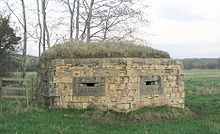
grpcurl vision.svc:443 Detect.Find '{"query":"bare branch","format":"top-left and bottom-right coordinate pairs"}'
top-left (4, 2), bottom-right (24, 27)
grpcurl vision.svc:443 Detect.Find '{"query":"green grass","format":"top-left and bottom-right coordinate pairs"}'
top-left (0, 105), bottom-right (220, 134)
top-left (1, 69), bottom-right (220, 134)
top-left (186, 94), bottom-right (220, 115)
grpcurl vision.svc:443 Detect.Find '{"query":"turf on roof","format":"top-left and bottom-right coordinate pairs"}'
top-left (39, 41), bottom-right (170, 63)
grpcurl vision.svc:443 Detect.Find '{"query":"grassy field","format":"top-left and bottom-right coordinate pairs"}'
top-left (1, 70), bottom-right (220, 134)
top-left (185, 69), bottom-right (220, 95)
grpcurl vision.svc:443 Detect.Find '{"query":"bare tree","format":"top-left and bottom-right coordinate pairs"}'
top-left (36, 0), bottom-right (42, 56)
top-left (58, 0), bottom-right (77, 40)
top-left (88, 0), bottom-right (147, 42)
top-left (84, 0), bottom-right (147, 42)
top-left (58, 0), bottom-right (147, 42)
top-left (57, 0), bottom-right (147, 43)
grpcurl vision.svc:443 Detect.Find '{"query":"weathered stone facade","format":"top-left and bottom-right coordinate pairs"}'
top-left (39, 58), bottom-right (184, 112)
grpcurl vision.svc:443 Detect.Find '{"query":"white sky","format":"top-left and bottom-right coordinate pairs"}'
top-left (1, 0), bottom-right (220, 59)
top-left (145, 0), bottom-right (220, 58)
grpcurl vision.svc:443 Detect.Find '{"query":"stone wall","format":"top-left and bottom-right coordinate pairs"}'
top-left (39, 58), bottom-right (184, 112)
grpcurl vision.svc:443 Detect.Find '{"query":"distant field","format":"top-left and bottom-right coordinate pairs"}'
top-left (185, 69), bottom-right (220, 78)
top-left (1, 70), bottom-right (220, 134)
top-left (185, 69), bottom-right (220, 96)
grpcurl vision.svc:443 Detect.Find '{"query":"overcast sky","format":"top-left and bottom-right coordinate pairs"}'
top-left (2, 0), bottom-right (219, 59)
top-left (145, 0), bottom-right (220, 58)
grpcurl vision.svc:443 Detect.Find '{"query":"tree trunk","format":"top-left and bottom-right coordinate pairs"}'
top-left (42, 0), bottom-right (46, 51)
top-left (36, 0), bottom-right (42, 56)
top-left (75, 0), bottom-right (79, 40)
top-left (21, 0), bottom-right (27, 79)
top-left (70, 12), bottom-right (74, 41)
top-left (86, 0), bottom-right (94, 43)
top-left (69, 0), bottom-right (76, 41)
top-left (45, 23), bottom-right (50, 48)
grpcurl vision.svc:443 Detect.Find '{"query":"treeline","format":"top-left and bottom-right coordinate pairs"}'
top-left (23, 55), bottom-right (39, 72)
top-left (181, 58), bottom-right (220, 70)
top-left (16, 55), bottom-right (39, 72)
top-left (0, 55), bottom-right (38, 77)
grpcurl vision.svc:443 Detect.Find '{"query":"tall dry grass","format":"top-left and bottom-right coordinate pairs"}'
top-left (39, 41), bottom-right (170, 64)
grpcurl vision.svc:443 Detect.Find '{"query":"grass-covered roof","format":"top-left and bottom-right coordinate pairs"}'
top-left (40, 41), bottom-right (170, 62)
